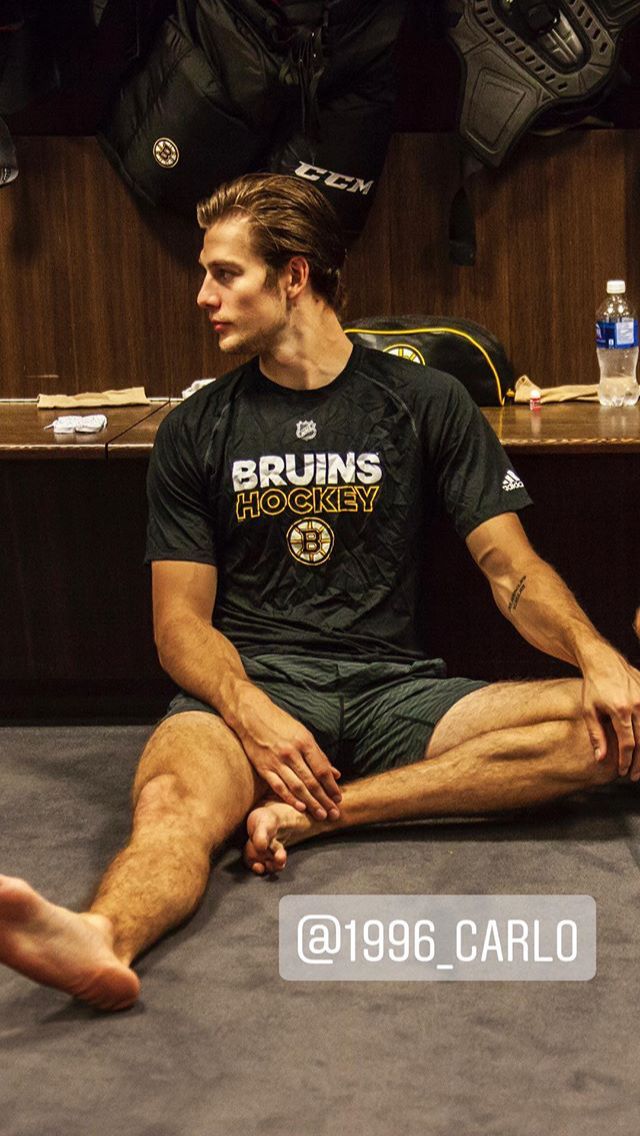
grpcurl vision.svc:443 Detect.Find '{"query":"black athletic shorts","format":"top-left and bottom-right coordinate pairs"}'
top-left (161, 653), bottom-right (487, 779)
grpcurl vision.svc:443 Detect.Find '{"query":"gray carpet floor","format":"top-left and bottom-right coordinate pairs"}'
top-left (1, 726), bottom-right (640, 1135)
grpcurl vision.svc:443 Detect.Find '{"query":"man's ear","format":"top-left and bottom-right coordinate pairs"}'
top-left (285, 255), bottom-right (310, 298)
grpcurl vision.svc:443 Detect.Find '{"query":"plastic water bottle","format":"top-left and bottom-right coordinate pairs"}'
top-left (596, 280), bottom-right (640, 407)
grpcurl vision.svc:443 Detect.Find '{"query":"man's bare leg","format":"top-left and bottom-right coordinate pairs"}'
top-left (0, 713), bottom-right (266, 1011)
top-left (244, 678), bottom-right (620, 874)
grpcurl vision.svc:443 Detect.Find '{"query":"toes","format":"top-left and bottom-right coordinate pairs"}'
top-left (263, 841), bottom-right (287, 874)
top-left (243, 836), bottom-right (287, 876)
top-left (247, 817), bottom-right (274, 855)
top-left (242, 839), bottom-right (259, 870)
top-left (252, 829), bottom-right (271, 855)
top-left (243, 838), bottom-right (271, 872)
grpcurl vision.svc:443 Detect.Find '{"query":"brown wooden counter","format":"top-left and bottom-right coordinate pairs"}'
top-left (106, 404), bottom-right (176, 458)
top-left (3, 398), bottom-right (640, 459)
top-left (104, 400), bottom-right (640, 458)
top-left (0, 401), bottom-right (170, 459)
top-left (114, 400), bottom-right (640, 456)
top-left (482, 403), bottom-right (640, 453)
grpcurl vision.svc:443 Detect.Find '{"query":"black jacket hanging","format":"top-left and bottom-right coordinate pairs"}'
top-left (98, 0), bottom-right (408, 238)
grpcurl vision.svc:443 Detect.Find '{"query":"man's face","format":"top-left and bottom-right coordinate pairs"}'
top-left (197, 216), bottom-right (288, 355)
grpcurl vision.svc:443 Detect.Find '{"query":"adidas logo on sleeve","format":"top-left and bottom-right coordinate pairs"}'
top-left (502, 469), bottom-right (525, 492)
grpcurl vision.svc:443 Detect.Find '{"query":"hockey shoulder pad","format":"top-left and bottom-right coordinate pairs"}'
top-left (444, 0), bottom-right (640, 167)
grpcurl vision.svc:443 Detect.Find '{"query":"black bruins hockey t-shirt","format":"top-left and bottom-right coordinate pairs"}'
top-left (146, 345), bottom-right (531, 663)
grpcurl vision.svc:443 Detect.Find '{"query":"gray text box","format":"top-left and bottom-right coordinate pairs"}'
top-left (279, 895), bottom-right (596, 981)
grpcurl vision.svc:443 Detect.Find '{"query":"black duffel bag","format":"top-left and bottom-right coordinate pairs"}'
top-left (344, 314), bottom-right (515, 406)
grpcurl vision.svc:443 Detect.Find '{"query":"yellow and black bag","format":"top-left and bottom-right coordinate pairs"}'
top-left (344, 315), bottom-right (514, 406)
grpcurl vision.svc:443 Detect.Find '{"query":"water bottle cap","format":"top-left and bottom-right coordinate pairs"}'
top-left (606, 279), bottom-right (626, 293)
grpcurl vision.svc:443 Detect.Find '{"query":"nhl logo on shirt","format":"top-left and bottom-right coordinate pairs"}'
top-left (153, 138), bottom-right (180, 168)
top-left (296, 419), bottom-right (317, 441)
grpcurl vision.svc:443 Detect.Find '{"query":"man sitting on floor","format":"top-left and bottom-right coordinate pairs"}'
top-left (1, 173), bottom-right (639, 1012)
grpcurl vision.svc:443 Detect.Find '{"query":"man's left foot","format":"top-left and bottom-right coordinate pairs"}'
top-left (244, 800), bottom-right (317, 875)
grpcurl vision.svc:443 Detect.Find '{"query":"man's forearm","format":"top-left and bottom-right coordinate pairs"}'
top-left (468, 516), bottom-right (640, 775)
top-left (156, 612), bottom-right (255, 731)
top-left (491, 556), bottom-right (609, 670)
top-left (155, 611), bottom-right (343, 810)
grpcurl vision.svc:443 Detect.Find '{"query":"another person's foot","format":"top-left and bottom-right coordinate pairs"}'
top-left (0, 876), bottom-right (140, 1011)
top-left (244, 799), bottom-right (334, 875)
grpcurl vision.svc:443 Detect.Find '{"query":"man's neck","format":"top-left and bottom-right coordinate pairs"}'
top-left (258, 303), bottom-right (354, 391)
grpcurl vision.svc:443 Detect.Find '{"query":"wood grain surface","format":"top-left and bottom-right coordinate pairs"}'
top-left (482, 403), bottom-right (640, 452)
top-left (1, 132), bottom-right (639, 400)
top-left (0, 403), bottom-right (169, 459)
top-left (4, 398), bottom-right (640, 459)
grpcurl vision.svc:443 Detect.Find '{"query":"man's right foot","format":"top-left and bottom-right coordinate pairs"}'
top-left (0, 875), bottom-right (140, 1011)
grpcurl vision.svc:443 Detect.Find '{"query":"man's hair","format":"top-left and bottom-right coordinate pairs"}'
top-left (196, 173), bottom-right (347, 315)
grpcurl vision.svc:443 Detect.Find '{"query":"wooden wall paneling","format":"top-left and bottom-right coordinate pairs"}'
top-left (0, 138), bottom-right (73, 395)
top-left (2, 442), bottom-right (639, 719)
top-left (504, 134), bottom-right (570, 388)
top-left (0, 138), bottom-right (234, 400)
top-left (0, 457), bottom-right (173, 719)
top-left (49, 137), bottom-right (203, 401)
top-left (1, 461), bottom-right (107, 702)
top-left (449, 158), bottom-right (513, 351)
top-left (346, 130), bottom-right (638, 390)
top-left (518, 453), bottom-right (640, 671)
top-left (346, 133), bottom-right (451, 320)
top-left (421, 452), bottom-right (640, 683)
top-left (345, 133), bottom-right (515, 356)
top-left (2, 131), bottom-right (640, 402)
top-left (503, 131), bottom-right (630, 386)
top-left (623, 131), bottom-right (640, 324)
top-left (341, 141), bottom-right (394, 321)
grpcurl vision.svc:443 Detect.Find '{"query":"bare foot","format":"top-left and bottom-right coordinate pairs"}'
top-left (244, 800), bottom-right (327, 875)
top-left (0, 876), bottom-right (140, 1011)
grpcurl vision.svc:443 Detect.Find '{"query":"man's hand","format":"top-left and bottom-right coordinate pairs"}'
top-left (232, 683), bottom-right (342, 819)
top-left (151, 561), bottom-right (342, 816)
top-left (581, 648), bottom-right (640, 779)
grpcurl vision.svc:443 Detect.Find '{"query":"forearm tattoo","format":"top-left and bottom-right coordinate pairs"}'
top-left (508, 575), bottom-right (527, 613)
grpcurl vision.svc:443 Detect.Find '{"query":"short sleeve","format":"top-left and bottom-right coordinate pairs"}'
top-left (426, 375), bottom-right (532, 539)
top-left (145, 408), bottom-right (217, 565)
